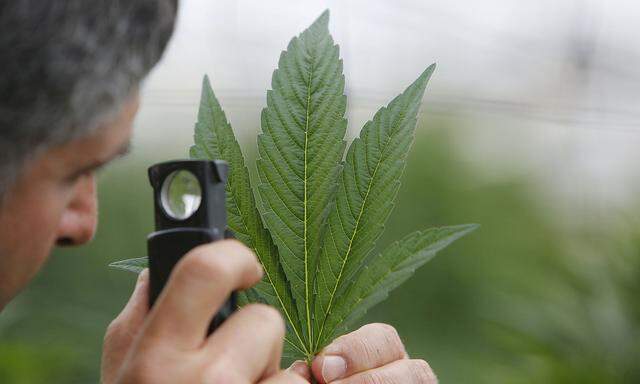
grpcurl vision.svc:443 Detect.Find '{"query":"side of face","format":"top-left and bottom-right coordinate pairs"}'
top-left (0, 95), bottom-right (139, 309)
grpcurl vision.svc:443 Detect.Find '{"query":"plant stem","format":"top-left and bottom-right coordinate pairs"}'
top-left (306, 356), bottom-right (318, 384)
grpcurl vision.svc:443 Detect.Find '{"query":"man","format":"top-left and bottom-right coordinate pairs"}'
top-left (0, 1), bottom-right (437, 383)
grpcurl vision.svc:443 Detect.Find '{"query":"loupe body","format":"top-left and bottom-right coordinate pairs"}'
top-left (147, 160), bottom-right (235, 334)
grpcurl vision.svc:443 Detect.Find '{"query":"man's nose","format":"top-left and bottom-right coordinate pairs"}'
top-left (56, 175), bottom-right (98, 246)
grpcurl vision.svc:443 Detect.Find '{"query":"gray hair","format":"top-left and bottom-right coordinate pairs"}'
top-left (0, 0), bottom-right (178, 199)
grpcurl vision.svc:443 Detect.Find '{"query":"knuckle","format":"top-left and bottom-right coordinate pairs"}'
top-left (376, 323), bottom-right (399, 338)
top-left (177, 246), bottom-right (231, 284)
top-left (342, 334), bottom-right (376, 367)
top-left (374, 323), bottom-right (404, 354)
top-left (244, 303), bottom-right (285, 337)
top-left (408, 359), bottom-right (437, 383)
top-left (213, 239), bottom-right (253, 260)
top-left (104, 317), bottom-right (125, 342)
top-left (340, 323), bottom-right (405, 365)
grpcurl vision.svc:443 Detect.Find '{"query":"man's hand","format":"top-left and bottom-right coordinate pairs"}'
top-left (101, 240), bottom-right (307, 384)
top-left (289, 324), bottom-right (437, 384)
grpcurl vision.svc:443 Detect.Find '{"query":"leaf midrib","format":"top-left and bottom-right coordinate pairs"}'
top-left (315, 108), bottom-right (408, 350)
top-left (314, 136), bottom-right (389, 349)
top-left (200, 98), bottom-right (309, 354)
top-left (303, 57), bottom-right (313, 349)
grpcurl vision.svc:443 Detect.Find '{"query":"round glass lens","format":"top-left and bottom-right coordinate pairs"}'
top-left (160, 170), bottom-right (202, 220)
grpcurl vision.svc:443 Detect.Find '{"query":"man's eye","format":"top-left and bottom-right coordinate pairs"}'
top-left (65, 169), bottom-right (95, 184)
top-left (79, 170), bottom-right (95, 178)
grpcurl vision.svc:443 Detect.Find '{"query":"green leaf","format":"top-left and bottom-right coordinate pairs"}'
top-left (190, 76), bottom-right (307, 355)
top-left (313, 65), bottom-right (435, 349)
top-left (319, 224), bottom-right (479, 346)
top-left (256, 9), bottom-right (347, 348)
top-left (108, 257), bottom-right (148, 274)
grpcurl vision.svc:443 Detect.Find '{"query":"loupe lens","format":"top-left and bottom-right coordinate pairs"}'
top-left (160, 170), bottom-right (202, 220)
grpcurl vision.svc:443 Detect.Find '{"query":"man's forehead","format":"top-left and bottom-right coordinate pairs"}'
top-left (54, 122), bottom-right (133, 166)
top-left (44, 96), bottom-right (139, 173)
top-left (86, 97), bottom-right (137, 153)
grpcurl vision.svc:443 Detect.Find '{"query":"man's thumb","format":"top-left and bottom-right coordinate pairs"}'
top-left (102, 269), bottom-right (150, 383)
top-left (104, 269), bottom-right (150, 350)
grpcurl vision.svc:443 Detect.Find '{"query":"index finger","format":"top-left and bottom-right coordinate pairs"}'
top-left (141, 240), bottom-right (263, 350)
top-left (202, 304), bottom-right (285, 382)
top-left (312, 323), bottom-right (407, 383)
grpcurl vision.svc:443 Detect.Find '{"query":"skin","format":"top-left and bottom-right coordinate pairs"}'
top-left (0, 93), bottom-right (437, 383)
top-left (0, 95), bottom-right (138, 309)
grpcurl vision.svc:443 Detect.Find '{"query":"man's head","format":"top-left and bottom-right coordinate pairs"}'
top-left (0, 0), bottom-right (177, 308)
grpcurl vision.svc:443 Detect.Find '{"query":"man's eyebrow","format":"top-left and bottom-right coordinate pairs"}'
top-left (98, 140), bottom-right (132, 167)
top-left (68, 141), bottom-right (132, 178)
top-left (96, 140), bottom-right (132, 166)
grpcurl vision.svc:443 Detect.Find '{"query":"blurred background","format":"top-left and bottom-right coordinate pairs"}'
top-left (1, 0), bottom-right (639, 382)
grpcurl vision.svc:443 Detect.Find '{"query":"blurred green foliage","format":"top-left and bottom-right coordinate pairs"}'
top-left (0, 117), bottom-right (638, 383)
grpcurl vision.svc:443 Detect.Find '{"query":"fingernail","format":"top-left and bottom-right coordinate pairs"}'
top-left (321, 355), bottom-right (347, 382)
top-left (137, 269), bottom-right (149, 285)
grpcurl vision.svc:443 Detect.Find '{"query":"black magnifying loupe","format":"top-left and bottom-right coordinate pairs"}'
top-left (147, 159), bottom-right (236, 334)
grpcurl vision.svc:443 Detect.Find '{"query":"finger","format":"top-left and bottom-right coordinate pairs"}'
top-left (260, 370), bottom-right (310, 384)
top-left (202, 304), bottom-right (285, 382)
top-left (143, 240), bottom-right (263, 349)
top-left (287, 360), bottom-right (311, 381)
top-left (332, 359), bottom-right (437, 384)
top-left (112, 269), bottom-right (150, 331)
top-left (312, 323), bottom-right (406, 383)
top-left (101, 269), bottom-right (150, 383)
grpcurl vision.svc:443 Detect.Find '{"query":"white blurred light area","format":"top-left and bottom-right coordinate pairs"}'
top-left (134, 0), bottom-right (640, 213)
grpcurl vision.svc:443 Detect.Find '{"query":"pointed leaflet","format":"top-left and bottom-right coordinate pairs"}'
top-left (314, 65), bottom-right (435, 349)
top-left (319, 224), bottom-right (479, 347)
top-left (190, 76), bottom-right (306, 355)
top-left (256, 10), bottom-right (347, 347)
top-left (108, 257), bottom-right (148, 274)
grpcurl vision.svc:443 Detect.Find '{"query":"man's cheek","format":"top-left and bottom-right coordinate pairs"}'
top-left (0, 227), bottom-right (53, 308)
top-left (0, 191), bottom-right (64, 304)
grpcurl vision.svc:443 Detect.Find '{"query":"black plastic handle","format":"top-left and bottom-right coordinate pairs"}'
top-left (147, 227), bottom-right (237, 335)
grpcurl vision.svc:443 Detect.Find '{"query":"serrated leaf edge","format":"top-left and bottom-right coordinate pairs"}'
top-left (192, 76), bottom-right (309, 354)
top-left (314, 65), bottom-right (435, 350)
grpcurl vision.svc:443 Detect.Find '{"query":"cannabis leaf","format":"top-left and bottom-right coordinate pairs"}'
top-left (256, 10), bottom-right (346, 349)
top-left (110, 9), bottom-right (477, 363)
top-left (108, 257), bottom-right (147, 274)
top-left (189, 76), bottom-right (307, 356)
